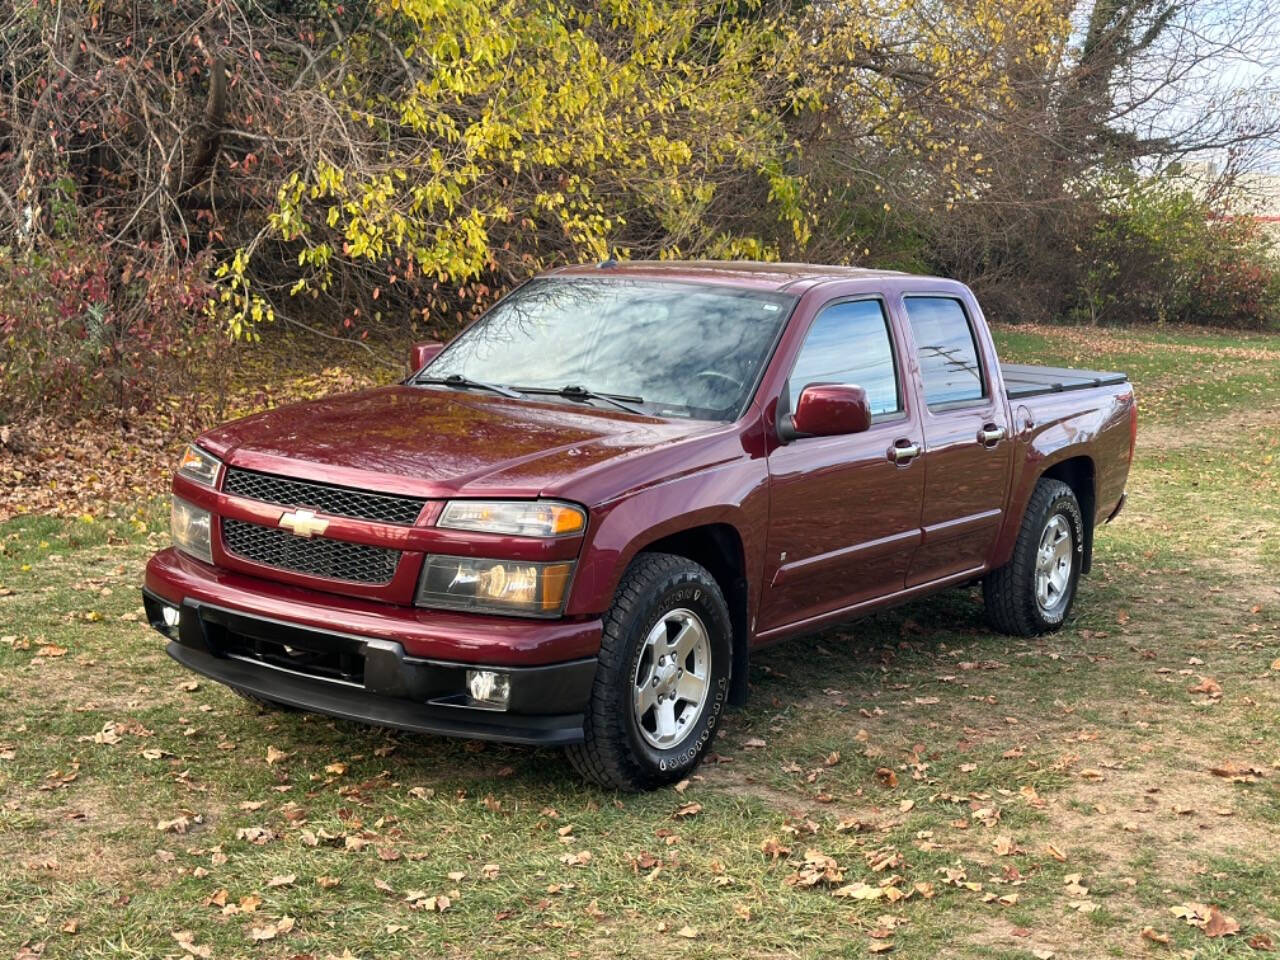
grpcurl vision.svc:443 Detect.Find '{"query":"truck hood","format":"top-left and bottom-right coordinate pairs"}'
top-left (199, 385), bottom-right (726, 502)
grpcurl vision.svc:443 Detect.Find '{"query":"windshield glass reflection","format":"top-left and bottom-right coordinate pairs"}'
top-left (422, 277), bottom-right (794, 420)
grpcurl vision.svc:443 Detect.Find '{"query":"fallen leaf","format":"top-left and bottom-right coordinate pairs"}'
top-left (1172, 903), bottom-right (1241, 938)
top-left (171, 930), bottom-right (211, 958)
top-left (265, 746), bottom-right (288, 765)
top-left (247, 916), bottom-right (295, 941)
top-left (1187, 677), bottom-right (1223, 697)
top-left (832, 882), bottom-right (883, 901)
top-left (1204, 906), bottom-right (1241, 938)
top-left (875, 767), bottom-right (899, 788)
top-left (676, 926), bottom-right (699, 939)
top-left (1141, 927), bottom-right (1170, 944)
top-left (760, 837), bottom-right (791, 860)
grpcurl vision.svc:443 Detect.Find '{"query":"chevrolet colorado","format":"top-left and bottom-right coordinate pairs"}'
top-left (143, 261), bottom-right (1136, 789)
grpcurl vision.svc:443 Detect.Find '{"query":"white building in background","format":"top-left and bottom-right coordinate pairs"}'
top-left (1179, 162), bottom-right (1280, 235)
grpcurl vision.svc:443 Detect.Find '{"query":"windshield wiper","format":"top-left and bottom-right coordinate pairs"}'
top-left (516, 384), bottom-right (646, 416)
top-left (415, 373), bottom-right (525, 400)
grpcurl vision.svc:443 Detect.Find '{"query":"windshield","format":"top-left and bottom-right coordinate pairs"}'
top-left (420, 277), bottom-right (795, 420)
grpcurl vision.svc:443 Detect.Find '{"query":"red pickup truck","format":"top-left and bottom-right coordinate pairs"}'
top-left (144, 261), bottom-right (1135, 789)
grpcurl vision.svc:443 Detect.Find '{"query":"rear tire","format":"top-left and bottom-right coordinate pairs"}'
top-left (567, 553), bottom-right (732, 791)
top-left (984, 478), bottom-right (1084, 636)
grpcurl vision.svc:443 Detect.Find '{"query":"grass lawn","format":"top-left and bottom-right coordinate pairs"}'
top-left (1, 324), bottom-right (1277, 959)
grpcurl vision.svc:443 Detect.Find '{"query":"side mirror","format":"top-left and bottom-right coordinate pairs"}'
top-left (781, 384), bottom-right (872, 442)
top-left (409, 341), bottom-right (444, 374)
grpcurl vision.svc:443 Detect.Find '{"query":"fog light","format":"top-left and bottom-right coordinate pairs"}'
top-left (466, 670), bottom-right (511, 709)
top-left (161, 604), bottom-right (181, 629)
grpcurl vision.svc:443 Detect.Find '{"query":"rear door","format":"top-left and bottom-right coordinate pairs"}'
top-left (899, 295), bottom-right (1012, 585)
top-left (759, 296), bottom-right (925, 633)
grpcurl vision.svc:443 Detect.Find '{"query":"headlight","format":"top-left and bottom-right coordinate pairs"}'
top-left (177, 445), bottom-right (222, 487)
top-left (415, 555), bottom-right (574, 617)
top-left (171, 497), bottom-right (213, 564)
top-left (438, 500), bottom-right (585, 538)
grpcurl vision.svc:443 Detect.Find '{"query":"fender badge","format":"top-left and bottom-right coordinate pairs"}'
top-left (278, 508), bottom-right (329, 538)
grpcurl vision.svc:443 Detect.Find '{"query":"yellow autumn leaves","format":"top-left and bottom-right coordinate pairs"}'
top-left (214, 0), bottom-right (1071, 337)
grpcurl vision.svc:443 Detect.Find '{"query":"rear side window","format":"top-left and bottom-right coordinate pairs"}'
top-left (787, 299), bottom-right (900, 416)
top-left (904, 297), bottom-right (985, 406)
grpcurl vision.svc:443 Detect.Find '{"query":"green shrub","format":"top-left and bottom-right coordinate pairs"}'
top-left (1074, 175), bottom-right (1280, 329)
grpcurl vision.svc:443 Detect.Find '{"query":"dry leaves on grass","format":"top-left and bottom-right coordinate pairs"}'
top-left (1187, 676), bottom-right (1223, 698)
top-left (171, 930), bottom-right (212, 958)
top-left (785, 849), bottom-right (843, 888)
top-left (247, 915), bottom-right (295, 941)
top-left (1171, 903), bottom-right (1240, 937)
top-left (1210, 762), bottom-right (1267, 783)
top-left (405, 891), bottom-right (451, 912)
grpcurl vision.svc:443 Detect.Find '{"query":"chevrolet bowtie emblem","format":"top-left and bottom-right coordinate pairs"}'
top-left (278, 509), bottom-right (329, 538)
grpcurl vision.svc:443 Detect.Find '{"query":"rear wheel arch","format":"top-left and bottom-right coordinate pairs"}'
top-left (1038, 455), bottom-right (1095, 573)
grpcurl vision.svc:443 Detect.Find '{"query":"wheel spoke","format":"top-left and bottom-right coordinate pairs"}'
top-left (654, 698), bottom-right (677, 741)
top-left (671, 619), bottom-right (698, 660)
top-left (644, 619), bottom-right (670, 658)
top-left (634, 680), bottom-right (658, 717)
top-left (675, 671), bottom-right (706, 705)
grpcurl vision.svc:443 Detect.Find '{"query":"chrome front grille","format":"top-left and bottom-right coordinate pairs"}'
top-left (222, 517), bottom-right (400, 585)
top-left (223, 467), bottom-right (426, 526)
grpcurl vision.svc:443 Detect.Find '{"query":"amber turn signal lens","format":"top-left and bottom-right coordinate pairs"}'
top-left (438, 500), bottom-right (586, 538)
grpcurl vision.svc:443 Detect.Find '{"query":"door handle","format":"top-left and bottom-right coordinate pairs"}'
top-left (889, 440), bottom-right (921, 464)
top-left (978, 424), bottom-right (1006, 445)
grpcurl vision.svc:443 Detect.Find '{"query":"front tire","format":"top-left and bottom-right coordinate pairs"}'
top-left (983, 478), bottom-right (1085, 636)
top-left (567, 553), bottom-right (732, 791)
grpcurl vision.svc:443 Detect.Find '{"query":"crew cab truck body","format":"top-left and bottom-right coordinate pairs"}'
top-left (144, 262), bottom-right (1135, 789)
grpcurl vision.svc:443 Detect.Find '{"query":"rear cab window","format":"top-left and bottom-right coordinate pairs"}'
top-left (787, 299), bottom-right (901, 418)
top-left (903, 296), bottom-right (985, 407)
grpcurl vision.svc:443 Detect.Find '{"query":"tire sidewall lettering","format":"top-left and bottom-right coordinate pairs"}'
top-left (625, 575), bottom-right (730, 778)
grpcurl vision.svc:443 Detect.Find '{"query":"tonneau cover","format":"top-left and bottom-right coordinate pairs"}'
top-left (1001, 363), bottom-right (1128, 400)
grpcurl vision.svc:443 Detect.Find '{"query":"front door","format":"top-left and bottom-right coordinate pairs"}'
top-left (759, 297), bottom-right (925, 634)
top-left (900, 295), bottom-right (1012, 586)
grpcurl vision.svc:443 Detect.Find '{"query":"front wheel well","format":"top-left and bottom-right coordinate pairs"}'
top-left (638, 524), bottom-right (749, 706)
top-left (1039, 456), bottom-right (1096, 573)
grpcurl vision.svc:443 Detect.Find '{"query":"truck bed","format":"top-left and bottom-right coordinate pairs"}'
top-left (1000, 363), bottom-right (1128, 400)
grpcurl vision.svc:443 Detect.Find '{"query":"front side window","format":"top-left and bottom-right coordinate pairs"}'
top-left (421, 277), bottom-right (793, 421)
top-left (787, 299), bottom-right (900, 416)
top-left (903, 296), bottom-right (985, 406)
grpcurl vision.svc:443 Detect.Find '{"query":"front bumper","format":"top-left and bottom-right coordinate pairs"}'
top-left (143, 549), bottom-right (601, 746)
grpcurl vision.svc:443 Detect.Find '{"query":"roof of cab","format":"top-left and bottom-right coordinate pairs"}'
top-left (547, 259), bottom-right (911, 294)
